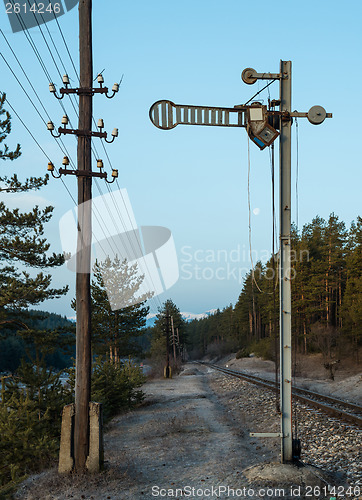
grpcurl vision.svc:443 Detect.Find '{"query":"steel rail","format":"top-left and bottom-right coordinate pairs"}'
top-left (198, 361), bottom-right (362, 428)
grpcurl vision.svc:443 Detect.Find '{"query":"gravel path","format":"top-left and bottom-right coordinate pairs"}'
top-left (14, 364), bottom-right (358, 500)
top-left (208, 367), bottom-right (361, 499)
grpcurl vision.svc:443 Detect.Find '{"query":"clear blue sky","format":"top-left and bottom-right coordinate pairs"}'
top-left (0, 0), bottom-right (361, 318)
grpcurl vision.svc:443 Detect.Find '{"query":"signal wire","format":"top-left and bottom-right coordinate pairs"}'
top-left (4, 8), bottom-right (161, 310)
top-left (244, 79), bottom-right (276, 106)
top-left (10, 5), bottom-right (78, 135)
top-left (270, 141), bottom-right (280, 412)
top-left (51, 3), bottom-right (79, 82)
top-left (93, 175), bottom-right (163, 311)
top-left (11, 6), bottom-right (52, 82)
top-left (101, 149), bottom-right (163, 309)
top-left (1, 16), bottom-right (128, 278)
top-left (247, 138), bottom-right (263, 293)
top-left (88, 119), bottom-right (163, 308)
top-left (0, 92), bottom-right (111, 259)
top-left (295, 118), bottom-right (299, 230)
top-left (292, 117), bottom-right (300, 441)
top-left (0, 48), bottom-right (78, 192)
top-left (22, 0), bottom-right (63, 80)
top-left (22, 0), bottom-right (79, 121)
top-left (2, 11), bottom-right (122, 259)
top-left (89, 139), bottom-right (163, 310)
top-left (247, 139), bottom-right (277, 295)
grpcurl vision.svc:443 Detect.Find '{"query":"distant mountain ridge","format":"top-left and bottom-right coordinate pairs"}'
top-left (145, 309), bottom-right (217, 327)
top-left (68, 310), bottom-right (218, 327)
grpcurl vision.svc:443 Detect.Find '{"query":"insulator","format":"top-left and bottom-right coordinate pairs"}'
top-left (47, 121), bottom-right (55, 130)
top-left (97, 159), bottom-right (104, 169)
top-left (49, 83), bottom-right (56, 93)
top-left (97, 118), bottom-right (104, 128)
top-left (61, 115), bottom-right (69, 125)
top-left (47, 162), bottom-right (54, 172)
top-left (62, 74), bottom-right (70, 85)
top-left (112, 83), bottom-right (119, 93)
top-left (112, 169), bottom-right (118, 178)
top-left (97, 74), bottom-right (104, 84)
top-left (111, 128), bottom-right (119, 137)
top-left (62, 156), bottom-right (70, 166)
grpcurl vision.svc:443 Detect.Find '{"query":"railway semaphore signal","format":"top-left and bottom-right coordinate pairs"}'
top-left (149, 60), bottom-right (332, 463)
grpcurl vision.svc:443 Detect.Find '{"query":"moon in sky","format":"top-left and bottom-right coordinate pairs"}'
top-left (253, 208), bottom-right (260, 216)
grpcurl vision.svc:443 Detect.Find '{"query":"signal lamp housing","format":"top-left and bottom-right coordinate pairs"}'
top-left (247, 103), bottom-right (279, 150)
top-left (249, 124), bottom-right (280, 150)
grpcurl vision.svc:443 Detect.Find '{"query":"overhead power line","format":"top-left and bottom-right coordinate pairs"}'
top-left (1, 7), bottom-right (163, 311)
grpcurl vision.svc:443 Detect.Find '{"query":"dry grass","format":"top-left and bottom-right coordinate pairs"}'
top-left (14, 465), bottom-right (133, 500)
top-left (136, 409), bottom-right (210, 440)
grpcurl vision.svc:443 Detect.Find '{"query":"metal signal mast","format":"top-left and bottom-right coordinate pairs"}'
top-left (149, 60), bottom-right (332, 463)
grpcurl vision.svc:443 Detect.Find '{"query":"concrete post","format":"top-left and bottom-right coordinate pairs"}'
top-left (58, 404), bottom-right (75, 473)
top-left (59, 402), bottom-right (103, 474)
top-left (86, 402), bottom-right (104, 472)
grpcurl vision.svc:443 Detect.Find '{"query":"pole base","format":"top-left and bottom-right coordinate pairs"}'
top-left (58, 402), bottom-right (104, 474)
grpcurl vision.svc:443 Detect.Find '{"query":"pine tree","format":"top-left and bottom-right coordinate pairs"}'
top-left (0, 92), bottom-right (20, 164)
top-left (0, 391), bottom-right (57, 489)
top-left (90, 356), bottom-right (145, 421)
top-left (151, 299), bottom-right (187, 362)
top-left (342, 216), bottom-right (362, 362)
top-left (82, 256), bottom-right (151, 361)
top-left (325, 213), bottom-right (347, 328)
top-left (0, 369), bottom-right (66, 490)
top-left (289, 220), bottom-right (314, 353)
top-left (0, 96), bottom-right (72, 492)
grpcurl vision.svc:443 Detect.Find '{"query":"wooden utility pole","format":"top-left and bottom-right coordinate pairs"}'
top-left (171, 316), bottom-right (177, 364)
top-left (165, 308), bottom-right (170, 377)
top-left (176, 327), bottom-right (182, 361)
top-left (48, 0), bottom-right (119, 475)
top-left (74, 0), bottom-right (93, 471)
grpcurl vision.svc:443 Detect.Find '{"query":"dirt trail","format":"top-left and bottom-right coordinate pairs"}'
top-left (16, 364), bottom-right (272, 499)
top-left (15, 364), bottom-right (344, 500)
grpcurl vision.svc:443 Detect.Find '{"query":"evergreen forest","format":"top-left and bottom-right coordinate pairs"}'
top-left (185, 214), bottom-right (362, 365)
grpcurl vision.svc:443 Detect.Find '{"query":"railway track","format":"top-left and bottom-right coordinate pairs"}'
top-left (198, 361), bottom-right (362, 428)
